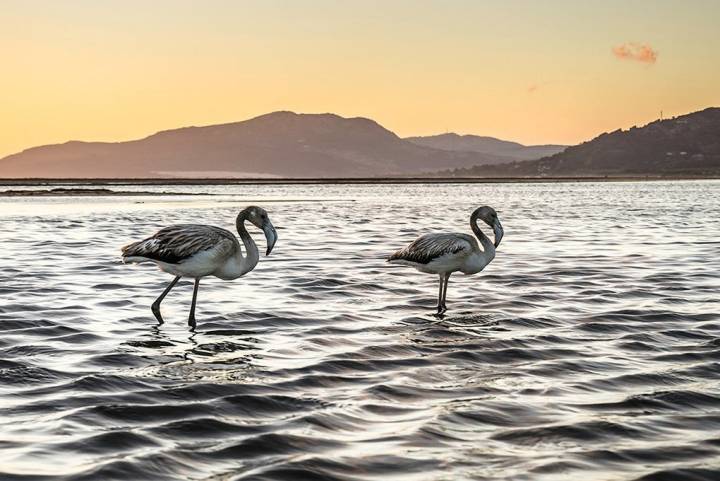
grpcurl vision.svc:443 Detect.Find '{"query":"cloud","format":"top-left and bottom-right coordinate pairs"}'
top-left (612, 43), bottom-right (658, 64)
top-left (527, 81), bottom-right (551, 94)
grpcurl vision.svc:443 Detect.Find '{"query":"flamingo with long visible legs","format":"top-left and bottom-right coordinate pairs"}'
top-left (121, 206), bottom-right (277, 328)
top-left (387, 206), bottom-right (503, 316)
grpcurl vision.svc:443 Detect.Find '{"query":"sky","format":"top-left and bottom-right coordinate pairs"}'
top-left (1, 0), bottom-right (719, 157)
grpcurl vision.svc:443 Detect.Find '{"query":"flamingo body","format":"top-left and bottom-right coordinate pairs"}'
top-left (123, 225), bottom-right (245, 279)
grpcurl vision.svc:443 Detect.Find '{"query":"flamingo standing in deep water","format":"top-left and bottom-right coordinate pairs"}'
top-left (387, 206), bottom-right (503, 315)
top-left (121, 206), bottom-right (277, 328)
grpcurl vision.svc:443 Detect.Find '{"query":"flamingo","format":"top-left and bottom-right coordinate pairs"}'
top-left (387, 206), bottom-right (503, 315)
top-left (121, 206), bottom-right (277, 328)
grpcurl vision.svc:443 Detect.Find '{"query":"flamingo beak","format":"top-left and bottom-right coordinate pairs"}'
top-left (263, 221), bottom-right (277, 256)
top-left (492, 220), bottom-right (504, 248)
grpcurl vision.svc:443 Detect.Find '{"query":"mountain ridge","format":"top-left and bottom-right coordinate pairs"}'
top-left (0, 111), bottom-right (542, 178)
top-left (4, 108), bottom-right (718, 179)
top-left (435, 107), bottom-right (720, 177)
top-left (405, 133), bottom-right (566, 161)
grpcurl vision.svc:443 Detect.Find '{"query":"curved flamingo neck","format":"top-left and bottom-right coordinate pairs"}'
top-left (470, 212), bottom-right (495, 254)
top-left (236, 213), bottom-right (259, 275)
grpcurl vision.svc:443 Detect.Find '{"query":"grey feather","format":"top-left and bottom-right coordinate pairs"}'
top-left (388, 233), bottom-right (474, 264)
top-left (122, 224), bottom-right (238, 264)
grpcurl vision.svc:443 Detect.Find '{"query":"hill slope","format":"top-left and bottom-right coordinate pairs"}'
top-left (405, 133), bottom-right (566, 161)
top-left (0, 112), bottom-right (513, 178)
top-left (440, 108), bottom-right (720, 177)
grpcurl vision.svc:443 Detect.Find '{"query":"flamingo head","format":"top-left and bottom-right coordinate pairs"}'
top-left (242, 206), bottom-right (278, 255)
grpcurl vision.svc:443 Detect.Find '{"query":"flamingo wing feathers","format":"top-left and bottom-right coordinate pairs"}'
top-left (122, 225), bottom-right (237, 264)
top-left (388, 233), bottom-right (473, 265)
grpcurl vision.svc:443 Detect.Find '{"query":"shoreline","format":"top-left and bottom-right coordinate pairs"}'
top-left (0, 175), bottom-right (718, 187)
top-left (0, 187), bottom-right (210, 197)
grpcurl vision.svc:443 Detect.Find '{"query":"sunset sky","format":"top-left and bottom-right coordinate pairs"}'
top-left (2, 0), bottom-right (719, 158)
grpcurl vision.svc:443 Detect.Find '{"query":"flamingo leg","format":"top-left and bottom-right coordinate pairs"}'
top-left (188, 278), bottom-right (200, 329)
top-left (441, 273), bottom-right (451, 312)
top-left (151, 276), bottom-right (181, 324)
top-left (436, 274), bottom-right (446, 315)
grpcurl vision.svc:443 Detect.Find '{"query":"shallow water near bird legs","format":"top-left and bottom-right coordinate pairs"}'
top-left (1, 181), bottom-right (719, 480)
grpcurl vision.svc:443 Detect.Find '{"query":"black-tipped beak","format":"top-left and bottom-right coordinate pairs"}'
top-left (263, 222), bottom-right (277, 256)
top-left (493, 220), bottom-right (504, 248)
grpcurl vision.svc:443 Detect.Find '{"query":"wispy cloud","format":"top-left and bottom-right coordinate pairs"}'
top-left (612, 43), bottom-right (658, 64)
top-left (527, 81), bottom-right (551, 94)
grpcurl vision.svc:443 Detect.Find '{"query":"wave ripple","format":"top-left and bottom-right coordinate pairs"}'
top-left (1, 181), bottom-right (719, 480)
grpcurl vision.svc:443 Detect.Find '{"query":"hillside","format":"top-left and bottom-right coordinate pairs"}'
top-left (405, 133), bottom-right (566, 161)
top-left (0, 112), bottom-right (514, 178)
top-left (435, 108), bottom-right (720, 177)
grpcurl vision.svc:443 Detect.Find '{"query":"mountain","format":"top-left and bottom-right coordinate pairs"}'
top-left (405, 133), bottom-right (566, 161)
top-left (0, 112), bottom-right (518, 178)
top-left (435, 108), bottom-right (720, 177)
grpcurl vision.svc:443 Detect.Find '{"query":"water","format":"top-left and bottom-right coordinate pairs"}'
top-left (1, 181), bottom-right (719, 480)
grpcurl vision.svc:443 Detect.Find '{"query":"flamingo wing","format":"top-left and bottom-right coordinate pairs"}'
top-left (388, 233), bottom-right (474, 265)
top-left (122, 224), bottom-right (237, 264)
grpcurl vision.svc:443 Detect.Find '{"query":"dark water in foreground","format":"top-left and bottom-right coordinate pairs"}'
top-left (1, 181), bottom-right (719, 480)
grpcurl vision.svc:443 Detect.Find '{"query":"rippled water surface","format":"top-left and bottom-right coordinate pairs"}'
top-left (1, 181), bottom-right (719, 480)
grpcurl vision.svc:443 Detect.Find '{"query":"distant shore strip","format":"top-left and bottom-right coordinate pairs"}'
top-left (0, 175), bottom-right (718, 190)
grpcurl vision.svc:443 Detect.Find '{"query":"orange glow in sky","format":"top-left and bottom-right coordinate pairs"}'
top-left (1, 0), bottom-right (719, 157)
